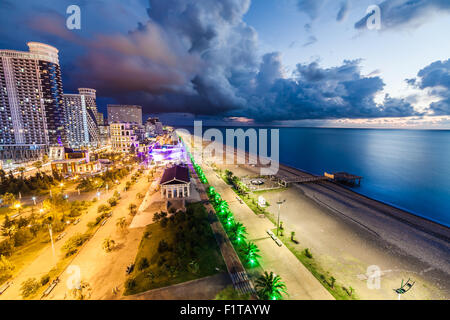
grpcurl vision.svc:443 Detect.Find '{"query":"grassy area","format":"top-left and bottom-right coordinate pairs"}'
top-left (124, 202), bottom-right (226, 295)
top-left (253, 187), bottom-right (289, 195)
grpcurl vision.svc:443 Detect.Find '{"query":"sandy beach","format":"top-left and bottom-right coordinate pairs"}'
top-left (182, 132), bottom-right (450, 300)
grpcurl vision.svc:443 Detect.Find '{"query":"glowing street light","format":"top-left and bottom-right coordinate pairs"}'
top-left (32, 196), bottom-right (36, 205)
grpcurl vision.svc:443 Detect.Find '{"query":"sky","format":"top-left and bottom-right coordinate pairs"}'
top-left (0, 0), bottom-right (450, 128)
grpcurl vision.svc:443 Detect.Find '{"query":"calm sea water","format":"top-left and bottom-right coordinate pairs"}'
top-left (180, 127), bottom-right (450, 227)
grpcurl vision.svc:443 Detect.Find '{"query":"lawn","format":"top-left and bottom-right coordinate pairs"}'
top-left (124, 202), bottom-right (226, 295)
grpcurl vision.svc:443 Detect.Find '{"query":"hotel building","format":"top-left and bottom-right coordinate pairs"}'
top-left (0, 42), bottom-right (67, 162)
top-left (64, 88), bottom-right (100, 149)
top-left (107, 104), bottom-right (142, 125)
top-left (110, 122), bottom-right (145, 153)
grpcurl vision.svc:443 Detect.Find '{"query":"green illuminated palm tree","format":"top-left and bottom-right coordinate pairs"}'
top-left (230, 222), bottom-right (247, 243)
top-left (255, 271), bottom-right (288, 300)
top-left (241, 241), bottom-right (260, 264)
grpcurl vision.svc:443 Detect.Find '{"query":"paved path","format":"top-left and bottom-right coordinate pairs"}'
top-left (201, 163), bottom-right (334, 300)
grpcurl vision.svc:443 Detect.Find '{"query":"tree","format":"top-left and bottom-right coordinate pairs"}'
top-left (128, 203), bottom-right (137, 216)
top-left (33, 161), bottom-right (43, 173)
top-left (71, 280), bottom-right (92, 300)
top-left (0, 255), bottom-right (14, 283)
top-left (137, 257), bottom-right (149, 271)
top-left (102, 237), bottom-right (115, 252)
top-left (229, 222), bottom-right (247, 243)
top-left (241, 241), bottom-right (260, 264)
top-left (116, 217), bottom-right (127, 231)
top-left (255, 271), bottom-right (288, 300)
top-left (20, 277), bottom-right (40, 298)
top-left (1, 193), bottom-right (15, 208)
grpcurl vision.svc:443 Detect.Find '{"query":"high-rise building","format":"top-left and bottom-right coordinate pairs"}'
top-left (0, 42), bottom-right (67, 162)
top-left (145, 117), bottom-right (164, 136)
top-left (64, 88), bottom-right (100, 149)
top-left (110, 123), bottom-right (144, 153)
top-left (107, 105), bottom-right (142, 125)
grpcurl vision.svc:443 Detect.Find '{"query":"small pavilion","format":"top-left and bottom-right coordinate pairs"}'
top-left (159, 165), bottom-right (191, 199)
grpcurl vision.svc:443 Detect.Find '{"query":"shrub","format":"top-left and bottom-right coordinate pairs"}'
top-left (62, 233), bottom-right (90, 257)
top-left (0, 255), bottom-right (14, 283)
top-left (20, 277), bottom-right (40, 298)
top-left (304, 248), bottom-right (313, 259)
top-left (157, 240), bottom-right (169, 253)
top-left (125, 278), bottom-right (136, 290)
top-left (13, 229), bottom-right (33, 247)
top-left (0, 239), bottom-right (14, 257)
top-left (137, 257), bottom-right (149, 271)
top-left (40, 274), bottom-right (50, 286)
top-left (108, 197), bottom-right (118, 207)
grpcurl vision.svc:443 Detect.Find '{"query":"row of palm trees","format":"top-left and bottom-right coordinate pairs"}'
top-left (188, 151), bottom-right (288, 300)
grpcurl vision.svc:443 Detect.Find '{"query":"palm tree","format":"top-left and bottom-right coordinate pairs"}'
top-left (255, 271), bottom-right (288, 300)
top-left (102, 237), bottom-right (115, 252)
top-left (230, 222), bottom-right (247, 243)
top-left (128, 203), bottom-right (137, 216)
top-left (116, 217), bottom-right (127, 230)
top-left (241, 241), bottom-right (260, 264)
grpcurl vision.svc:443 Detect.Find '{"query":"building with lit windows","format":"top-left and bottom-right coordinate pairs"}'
top-left (64, 88), bottom-right (100, 149)
top-left (110, 122), bottom-right (145, 153)
top-left (0, 42), bottom-right (67, 162)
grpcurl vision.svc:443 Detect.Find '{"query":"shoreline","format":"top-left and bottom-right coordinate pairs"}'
top-left (278, 162), bottom-right (450, 236)
top-left (178, 127), bottom-right (449, 228)
top-left (179, 131), bottom-right (450, 299)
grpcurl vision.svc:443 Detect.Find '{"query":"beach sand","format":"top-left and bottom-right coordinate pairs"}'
top-left (182, 132), bottom-right (450, 300)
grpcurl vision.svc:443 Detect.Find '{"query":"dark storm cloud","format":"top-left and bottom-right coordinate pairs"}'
top-left (355, 0), bottom-right (450, 30)
top-left (412, 59), bottom-right (450, 115)
top-left (237, 58), bottom-right (420, 121)
top-left (297, 0), bottom-right (326, 20)
top-left (1, 0), bottom-right (423, 121)
top-left (336, 0), bottom-right (350, 22)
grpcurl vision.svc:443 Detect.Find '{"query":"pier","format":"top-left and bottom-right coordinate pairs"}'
top-left (276, 167), bottom-right (362, 187)
top-left (326, 172), bottom-right (362, 186)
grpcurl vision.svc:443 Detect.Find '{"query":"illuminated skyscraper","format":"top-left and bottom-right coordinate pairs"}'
top-left (0, 42), bottom-right (67, 162)
top-left (64, 88), bottom-right (100, 149)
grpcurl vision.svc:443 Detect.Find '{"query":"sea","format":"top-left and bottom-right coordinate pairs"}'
top-left (178, 126), bottom-right (450, 227)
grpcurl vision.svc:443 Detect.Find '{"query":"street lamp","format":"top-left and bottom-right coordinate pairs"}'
top-left (276, 199), bottom-right (286, 236)
top-left (32, 196), bottom-right (36, 206)
top-left (48, 224), bottom-right (57, 266)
